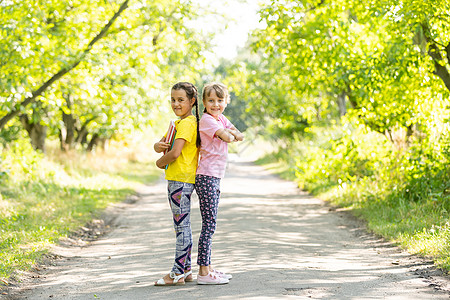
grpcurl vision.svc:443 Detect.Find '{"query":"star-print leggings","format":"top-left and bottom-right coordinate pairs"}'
top-left (167, 180), bottom-right (194, 275)
top-left (195, 174), bottom-right (221, 266)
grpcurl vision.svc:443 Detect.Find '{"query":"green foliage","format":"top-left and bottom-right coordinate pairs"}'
top-left (219, 0), bottom-right (450, 142)
top-left (0, 0), bottom-right (212, 148)
top-left (292, 123), bottom-right (392, 193)
top-left (219, 1), bottom-right (450, 271)
top-left (272, 121), bottom-right (450, 271)
top-left (0, 140), bottom-right (44, 183)
top-left (213, 46), bottom-right (318, 141)
top-left (2, 0), bottom-right (450, 281)
top-left (408, 222), bottom-right (450, 269)
top-left (400, 140), bottom-right (450, 203)
top-left (0, 139), bottom-right (160, 282)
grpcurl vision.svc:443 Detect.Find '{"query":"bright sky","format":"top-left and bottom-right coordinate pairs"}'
top-left (188, 0), bottom-right (265, 60)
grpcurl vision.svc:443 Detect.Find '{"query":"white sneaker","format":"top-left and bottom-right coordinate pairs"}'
top-left (197, 272), bottom-right (229, 285)
top-left (213, 269), bottom-right (232, 280)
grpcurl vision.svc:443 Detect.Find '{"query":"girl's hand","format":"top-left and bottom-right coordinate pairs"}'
top-left (155, 138), bottom-right (186, 169)
top-left (154, 141), bottom-right (170, 153)
top-left (226, 128), bottom-right (244, 142)
top-left (215, 128), bottom-right (235, 143)
top-left (156, 160), bottom-right (166, 169)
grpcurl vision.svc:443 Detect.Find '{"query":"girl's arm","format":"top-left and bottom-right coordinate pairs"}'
top-left (154, 137), bottom-right (170, 153)
top-left (227, 125), bottom-right (244, 141)
top-left (215, 128), bottom-right (236, 143)
top-left (155, 138), bottom-right (186, 169)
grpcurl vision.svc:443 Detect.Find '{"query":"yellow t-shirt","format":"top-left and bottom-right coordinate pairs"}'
top-left (165, 115), bottom-right (199, 184)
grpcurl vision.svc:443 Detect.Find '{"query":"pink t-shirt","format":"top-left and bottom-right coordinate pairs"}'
top-left (196, 113), bottom-right (232, 178)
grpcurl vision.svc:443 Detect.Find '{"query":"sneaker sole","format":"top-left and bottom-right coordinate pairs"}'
top-left (197, 281), bottom-right (229, 285)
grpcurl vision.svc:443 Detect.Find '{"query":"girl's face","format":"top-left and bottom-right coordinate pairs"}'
top-left (203, 89), bottom-right (227, 120)
top-left (171, 89), bottom-right (194, 119)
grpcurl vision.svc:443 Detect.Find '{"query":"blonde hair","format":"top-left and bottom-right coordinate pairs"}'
top-left (202, 82), bottom-right (229, 103)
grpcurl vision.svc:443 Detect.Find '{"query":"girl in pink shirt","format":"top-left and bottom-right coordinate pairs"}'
top-left (195, 82), bottom-right (244, 285)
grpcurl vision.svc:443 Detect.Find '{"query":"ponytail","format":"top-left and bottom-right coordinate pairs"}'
top-left (194, 96), bottom-right (201, 148)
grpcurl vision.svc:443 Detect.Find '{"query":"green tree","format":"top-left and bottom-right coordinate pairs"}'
top-left (237, 0), bottom-right (449, 141)
top-left (0, 0), bottom-right (210, 151)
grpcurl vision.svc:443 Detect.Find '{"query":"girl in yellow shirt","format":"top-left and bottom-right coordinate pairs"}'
top-left (153, 82), bottom-right (200, 286)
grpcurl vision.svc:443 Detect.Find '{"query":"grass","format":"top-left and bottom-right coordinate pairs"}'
top-left (322, 173), bottom-right (450, 265)
top-left (254, 154), bottom-right (296, 181)
top-left (0, 138), bottom-right (161, 285)
top-left (254, 130), bottom-right (450, 273)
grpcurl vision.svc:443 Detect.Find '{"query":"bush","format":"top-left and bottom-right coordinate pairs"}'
top-left (0, 138), bottom-right (160, 283)
top-left (263, 121), bottom-right (450, 272)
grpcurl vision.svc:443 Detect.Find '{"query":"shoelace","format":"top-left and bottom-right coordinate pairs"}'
top-left (213, 269), bottom-right (225, 276)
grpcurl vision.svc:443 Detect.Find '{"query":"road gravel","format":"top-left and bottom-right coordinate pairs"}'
top-left (7, 155), bottom-right (450, 299)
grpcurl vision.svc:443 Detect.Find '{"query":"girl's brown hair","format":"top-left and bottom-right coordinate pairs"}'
top-left (171, 82), bottom-right (201, 147)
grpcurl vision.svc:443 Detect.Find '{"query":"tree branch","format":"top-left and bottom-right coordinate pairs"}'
top-left (75, 116), bottom-right (97, 144)
top-left (421, 23), bottom-right (450, 92)
top-left (446, 42), bottom-right (450, 65)
top-left (108, 6), bottom-right (177, 47)
top-left (0, 0), bottom-right (130, 130)
top-left (428, 43), bottom-right (450, 92)
top-left (306, 0), bottom-right (325, 13)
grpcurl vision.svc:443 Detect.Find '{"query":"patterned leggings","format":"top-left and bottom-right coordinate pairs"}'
top-left (195, 174), bottom-right (221, 266)
top-left (167, 180), bottom-right (194, 275)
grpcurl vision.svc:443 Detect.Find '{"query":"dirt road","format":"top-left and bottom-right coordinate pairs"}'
top-left (9, 155), bottom-right (450, 299)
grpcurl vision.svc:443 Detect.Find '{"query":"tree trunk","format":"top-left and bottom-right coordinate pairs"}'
top-left (60, 93), bottom-right (77, 150)
top-left (405, 124), bottom-right (415, 145)
top-left (80, 131), bottom-right (89, 146)
top-left (315, 104), bottom-right (322, 121)
top-left (385, 129), bottom-right (394, 143)
top-left (428, 43), bottom-right (450, 92)
top-left (98, 137), bottom-right (109, 151)
top-left (345, 85), bottom-right (358, 109)
top-left (337, 91), bottom-right (347, 116)
top-left (20, 114), bottom-right (47, 152)
top-left (60, 113), bottom-right (76, 150)
top-left (75, 117), bottom-right (96, 146)
top-left (87, 133), bottom-right (99, 152)
top-left (75, 126), bottom-right (88, 145)
top-left (421, 23), bottom-right (450, 92)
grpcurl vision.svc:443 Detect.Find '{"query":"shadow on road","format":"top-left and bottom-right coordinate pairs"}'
top-left (12, 159), bottom-right (450, 299)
